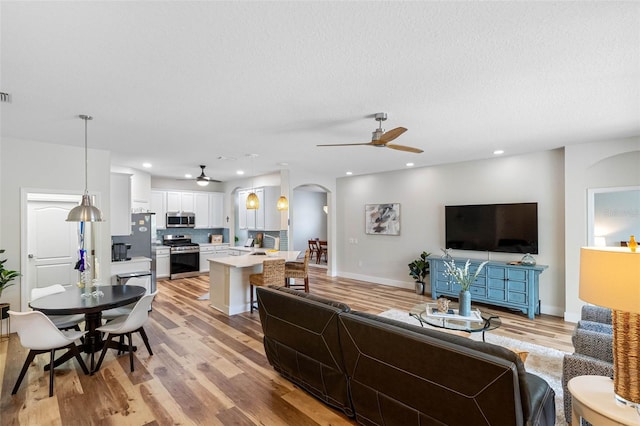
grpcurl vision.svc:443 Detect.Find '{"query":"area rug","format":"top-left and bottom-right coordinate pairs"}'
top-left (378, 309), bottom-right (568, 425)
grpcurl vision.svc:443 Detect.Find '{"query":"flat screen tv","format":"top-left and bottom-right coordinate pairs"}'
top-left (445, 202), bottom-right (538, 254)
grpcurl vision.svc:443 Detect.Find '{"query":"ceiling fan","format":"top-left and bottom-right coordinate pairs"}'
top-left (194, 165), bottom-right (220, 186)
top-left (317, 113), bottom-right (423, 153)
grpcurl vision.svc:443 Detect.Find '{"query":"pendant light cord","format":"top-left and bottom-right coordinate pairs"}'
top-left (79, 114), bottom-right (93, 195)
top-left (84, 116), bottom-right (88, 195)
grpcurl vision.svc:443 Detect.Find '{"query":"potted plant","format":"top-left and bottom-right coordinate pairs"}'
top-left (443, 258), bottom-right (487, 316)
top-left (408, 251), bottom-right (431, 295)
top-left (0, 249), bottom-right (21, 300)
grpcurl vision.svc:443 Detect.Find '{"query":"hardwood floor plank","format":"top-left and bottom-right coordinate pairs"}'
top-left (1, 270), bottom-right (575, 425)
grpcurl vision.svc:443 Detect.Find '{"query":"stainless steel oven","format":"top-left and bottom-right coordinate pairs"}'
top-left (166, 212), bottom-right (196, 228)
top-left (163, 235), bottom-right (200, 279)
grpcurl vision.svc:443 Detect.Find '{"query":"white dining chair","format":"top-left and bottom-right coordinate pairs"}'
top-left (9, 310), bottom-right (89, 397)
top-left (101, 277), bottom-right (151, 321)
top-left (93, 291), bottom-right (157, 374)
top-left (31, 284), bottom-right (85, 332)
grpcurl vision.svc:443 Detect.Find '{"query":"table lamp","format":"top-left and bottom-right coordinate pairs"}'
top-left (579, 247), bottom-right (640, 407)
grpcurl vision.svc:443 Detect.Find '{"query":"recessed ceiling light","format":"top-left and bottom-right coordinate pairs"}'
top-left (346, 171), bottom-right (353, 175)
top-left (185, 174), bottom-right (192, 179)
top-left (493, 150), bottom-right (504, 155)
top-left (277, 162), bottom-right (289, 166)
top-left (237, 170), bottom-right (245, 175)
top-left (406, 162), bottom-right (414, 167)
top-left (142, 162), bottom-right (152, 168)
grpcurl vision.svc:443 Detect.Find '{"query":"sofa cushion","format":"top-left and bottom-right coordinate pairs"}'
top-left (256, 286), bottom-right (353, 416)
top-left (340, 311), bottom-right (538, 425)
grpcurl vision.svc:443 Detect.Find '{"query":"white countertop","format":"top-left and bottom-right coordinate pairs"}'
top-left (210, 251), bottom-right (301, 268)
top-left (198, 243), bottom-right (230, 248)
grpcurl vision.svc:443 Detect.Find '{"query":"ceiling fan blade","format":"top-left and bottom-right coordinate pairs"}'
top-left (379, 127), bottom-right (407, 143)
top-left (317, 142), bottom-right (373, 147)
top-left (387, 144), bottom-right (424, 153)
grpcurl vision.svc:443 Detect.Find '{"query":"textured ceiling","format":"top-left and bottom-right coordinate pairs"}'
top-left (1, 1), bottom-right (638, 181)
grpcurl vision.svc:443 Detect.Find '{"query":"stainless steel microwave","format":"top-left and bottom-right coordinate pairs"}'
top-left (166, 212), bottom-right (196, 228)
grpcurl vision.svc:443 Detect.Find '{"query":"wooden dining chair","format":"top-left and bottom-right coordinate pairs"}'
top-left (249, 258), bottom-right (285, 313)
top-left (10, 310), bottom-right (88, 397)
top-left (308, 240), bottom-right (320, 263)
top-left (317, 241), bottom-right (328, 264)
top-left (284, 249), bottom-right (310, 292)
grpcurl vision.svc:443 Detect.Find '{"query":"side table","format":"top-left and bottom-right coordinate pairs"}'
top-left (568, 375), bottom-right (639, 425)
top-left (0, 303), bottom-right (9, 341)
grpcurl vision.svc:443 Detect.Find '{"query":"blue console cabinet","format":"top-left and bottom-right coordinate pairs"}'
top-left (427, 256), bottom-right (547, 320)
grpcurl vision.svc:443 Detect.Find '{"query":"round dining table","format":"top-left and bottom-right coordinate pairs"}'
top-left (29, 285), bottom-right (146, 371)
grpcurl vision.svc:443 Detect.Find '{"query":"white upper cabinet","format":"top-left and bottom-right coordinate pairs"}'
top-left (150, 190), bottom-right (167, 229)
top-left (166, 191), bottom-right (182, 212)
top-left (110, 173), bottom-right (132, 236)
top-left (237, 186), bottom-right (281, 231)
top-left (153, 190), bottom-right (223, 229)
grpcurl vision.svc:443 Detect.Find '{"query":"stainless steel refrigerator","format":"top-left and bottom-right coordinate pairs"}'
top-left (127, 212), bottom-right (157, 293)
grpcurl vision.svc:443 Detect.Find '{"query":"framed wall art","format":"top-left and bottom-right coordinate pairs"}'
top-left (365, 203), bottom-right (400, 235)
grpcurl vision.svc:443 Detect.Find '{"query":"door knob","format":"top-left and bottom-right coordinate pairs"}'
top-left (28, 254), bottom-right (34, 259)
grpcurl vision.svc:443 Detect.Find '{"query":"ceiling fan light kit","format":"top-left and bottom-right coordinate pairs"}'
top-left (316, 112), bottom-right (423, 154)
top-left (67, 114), bottom-right (104, 222)
top-left (196, 165), bottom-right (210, 186)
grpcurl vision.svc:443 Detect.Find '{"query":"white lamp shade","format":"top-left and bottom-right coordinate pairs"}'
top-left (580, 247), bottom-right (640, 314)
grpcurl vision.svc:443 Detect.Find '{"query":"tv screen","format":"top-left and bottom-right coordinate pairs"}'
top-left (445, 203), bottom-right (538, 254)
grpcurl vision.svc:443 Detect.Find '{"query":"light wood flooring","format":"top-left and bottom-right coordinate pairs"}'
top-left (0, 267), bottom-right (574, 425)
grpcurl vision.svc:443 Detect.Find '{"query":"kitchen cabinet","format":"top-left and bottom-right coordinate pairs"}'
top-left (195, 192), bottom-right (224, 229)
top-left (110, 173), bottom-right (132, 236)
top-left (154, 190), bottom-right (223, 229)
top-left (151, 190), bottom-right (167, 229)
top-left (199, 243), bottom-right (230, 273)
top-left (427, 256), bottom-right (547, 320)
top-left (155, 246), bottom-right (170, 278)
top-left (167, 191), bottom-right (194, 212)
top-left (237, 186), bottom-right (281, 231)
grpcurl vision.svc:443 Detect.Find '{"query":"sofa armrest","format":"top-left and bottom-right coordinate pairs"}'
top-left (577, 320), bottom-right (613, 335)
top-left (562, 353), bottom-right (613, 423)
top-left (581, 305), bottom-right (612, 324)
top-left (572, 328), bottom-right (613, 363)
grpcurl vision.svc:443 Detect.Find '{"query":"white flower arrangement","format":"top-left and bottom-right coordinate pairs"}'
top-left (443, 258), bottom-right (488, 291)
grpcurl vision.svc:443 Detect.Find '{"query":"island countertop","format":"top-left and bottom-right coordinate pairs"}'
top-left (209, 251), bottom-right (301, 268)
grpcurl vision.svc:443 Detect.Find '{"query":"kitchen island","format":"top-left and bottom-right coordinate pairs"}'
top-left (208, 250), bottom-right (301, 315)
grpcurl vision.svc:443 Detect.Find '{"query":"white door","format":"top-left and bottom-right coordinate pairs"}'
top-left (26, 199), bottom-right (81, 300)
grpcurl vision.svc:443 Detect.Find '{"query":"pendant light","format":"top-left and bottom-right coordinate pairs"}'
top-left (66, 115), bottom-right (104, 222)
top-left (276, 196), bottom-right (289, 211)
top-left (246, 154), bottom-right (259, 210)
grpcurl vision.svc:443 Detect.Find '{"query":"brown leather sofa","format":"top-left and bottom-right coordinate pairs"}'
top-left (256, 286), bottom-right (556, 425)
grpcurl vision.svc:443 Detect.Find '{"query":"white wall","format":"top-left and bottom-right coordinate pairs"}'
top-left (292, 190), bottom-right (327, 250)
top-left (564, 138), bottom-right (640, 321)
top-left (1, 137), bottom-right (111, 310)
top-left (336, 149), bottom-right (566, 316)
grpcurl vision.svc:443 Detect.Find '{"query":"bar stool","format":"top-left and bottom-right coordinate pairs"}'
top-left (284, 249), bottom-right (310, 292)
top-left (249, 258), bottom-right (285, 313)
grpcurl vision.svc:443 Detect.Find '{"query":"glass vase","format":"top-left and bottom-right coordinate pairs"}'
top-left (459, 290), bottom-right (471, 317)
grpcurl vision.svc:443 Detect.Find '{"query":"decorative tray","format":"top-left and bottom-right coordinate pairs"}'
top-left (424, 303), bottom-right (483, 322)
